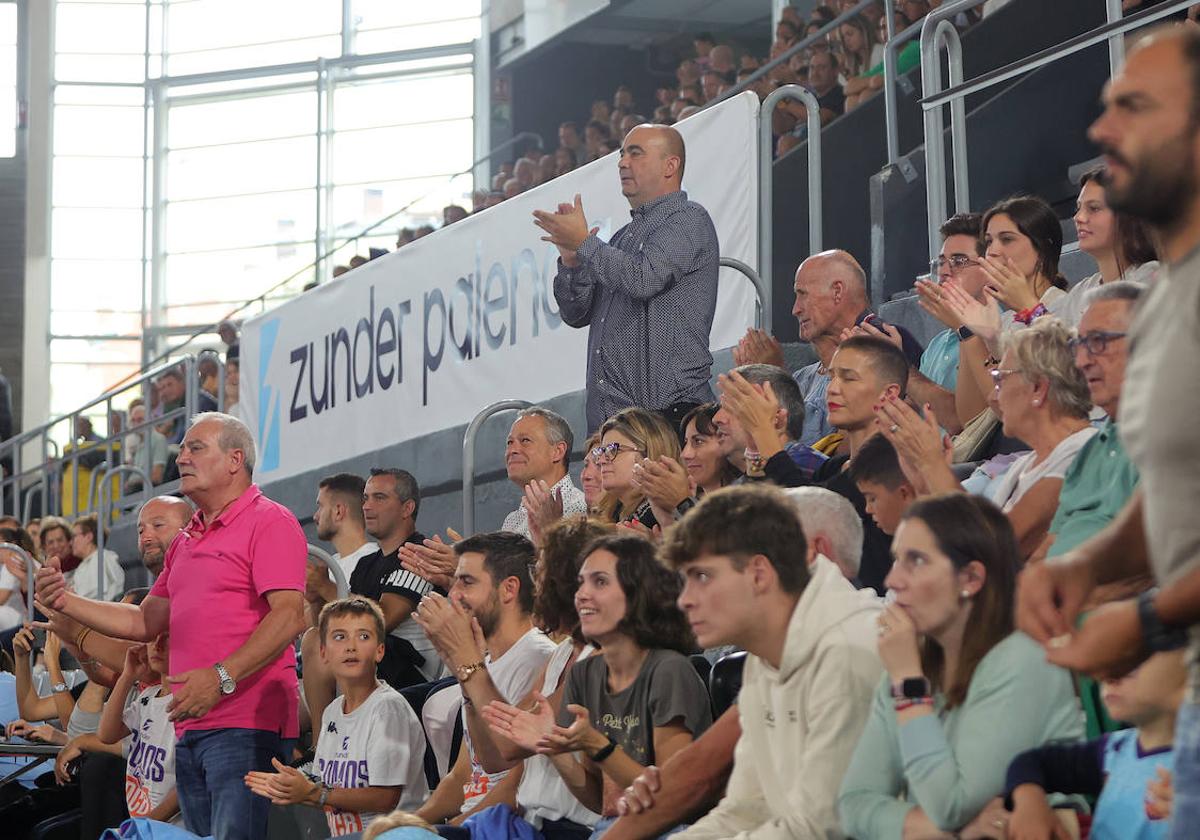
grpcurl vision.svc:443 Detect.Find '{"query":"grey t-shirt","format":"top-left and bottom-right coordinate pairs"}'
top-left (560, 648), bottom-right (712, 767)
top-left (1120, 244), bottom-right (1200, 679)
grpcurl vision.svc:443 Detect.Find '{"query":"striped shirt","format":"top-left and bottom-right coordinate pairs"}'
top-left (554, 190), bottom-right (720, 431)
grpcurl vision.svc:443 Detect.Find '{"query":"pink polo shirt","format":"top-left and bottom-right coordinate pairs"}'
top-left (150, 484), bottom-right (306, 737)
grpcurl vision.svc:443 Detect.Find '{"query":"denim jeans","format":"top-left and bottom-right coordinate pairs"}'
top-left (175, 728), bottom-right (287, 840)
top-left (1171, 699), bottom-right (1200, 840)
top-left (588, 816), bottom-right (689, 840)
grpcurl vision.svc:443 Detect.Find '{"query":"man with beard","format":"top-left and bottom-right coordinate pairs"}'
top-left (301, 472), bottom-right (380, 724)
top-left (1016, 25), bottom-right (1200, 837)
top-left (413, 532), bottom-right (555, 829)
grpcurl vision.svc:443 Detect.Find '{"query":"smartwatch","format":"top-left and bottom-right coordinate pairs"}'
top-left (590, 736), bottom-right (618, 763)
top-left (1138, 588), bottom-right (1188, 653)
top-left (891, 677), bottom-right (932, 701)
top-left (956, 325), bottom-right (974, 341)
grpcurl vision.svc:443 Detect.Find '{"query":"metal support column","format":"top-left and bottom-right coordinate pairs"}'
top-left (462, 399), bottom-right (532, 536)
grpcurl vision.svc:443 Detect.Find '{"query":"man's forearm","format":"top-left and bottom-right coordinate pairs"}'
top-left (907, 371), bottom-right (962, 436)
top-left (1155, 566), bottom-right (1200, 629)
top-left (63, 593), bottom-right (152, 642)
top-left (224, 601), bottom-right (305, 684)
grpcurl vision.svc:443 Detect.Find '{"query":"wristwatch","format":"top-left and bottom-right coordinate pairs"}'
top-left (956, 325), bottom-right (974, 341)
top-left (890, 676), bottom-right (932, 700)
top-left (51, 682), bottom-right (69, 695)
top-left (1138, 588), bottom-right (1188, 653)
top-left (213, 662), bottom-right (236, 695)
top-left (456, 660), bottom-right (486, 683)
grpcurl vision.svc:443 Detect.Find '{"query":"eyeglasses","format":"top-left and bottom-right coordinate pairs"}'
top-left (929, 254), bottom-right (976, 277)
top-left (1068, 330), bottom-right (1126, 357)
top-left (989, 368), bottom-right (1022, 389)
top-left (589, 442), bottom-right (646, 464)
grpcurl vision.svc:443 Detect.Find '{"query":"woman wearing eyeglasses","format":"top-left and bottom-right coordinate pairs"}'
top-left (591, 408), bottom-right (682, 531)
top-left (579, 434), bottom-right (605, 513)
top-left (876, 319), bottom-right (1095, 560)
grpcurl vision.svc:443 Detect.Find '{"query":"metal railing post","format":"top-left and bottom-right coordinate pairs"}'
top-left (937, 20), bottom-right (969, 215)
top-left (95, 464), bottom-right (153, 601)
top-left (308, 544), bottom-right (349, 599)
top-left (1106, 0), bottom-right (1125, 74)
top-left (761, 84), bottom-right (823, 320)
top-left (462, 400), bottom-right (533, 536)
top-left (719, 257), bottom-right (767, 330)
top-left (0, 542), bottom-right (35, 621)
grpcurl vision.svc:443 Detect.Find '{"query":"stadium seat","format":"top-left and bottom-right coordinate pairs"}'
top-left (709, 651), bottom-right (747, 718)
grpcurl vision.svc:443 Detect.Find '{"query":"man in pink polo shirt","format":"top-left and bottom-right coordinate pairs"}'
top-left (36, 412), bottom-right (308, 840)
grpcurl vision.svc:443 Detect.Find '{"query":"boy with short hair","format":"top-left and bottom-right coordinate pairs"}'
top-left (848, 433), bottom-right (918, 536)
top-left (1004, 650), bottom-right (1185, 839)
top-left (97, 632), bottom-right (181, 824)
top-left (244, 596), bottom-right (429, 837)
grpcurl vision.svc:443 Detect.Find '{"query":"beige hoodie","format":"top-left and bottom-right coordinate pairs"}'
top-left (680, 556), bottom-right (883, 840)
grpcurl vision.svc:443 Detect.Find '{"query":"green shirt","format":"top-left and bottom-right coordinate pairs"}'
top-left (1047, 418), bottom-right (1139, 559)
top-left (864, 41), bottom-right (920, 78)
top-left (918, 327), bottom-right (961, 391)
top-left (838, 632), bottom-right (1084, 839)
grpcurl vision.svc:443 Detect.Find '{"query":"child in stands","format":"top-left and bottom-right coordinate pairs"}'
top-left (849, 433), bottom-right (918, 537)
top-left (1004, 650), bottom-right (1185, 840)
top-left (245, 596), bottom-right (429, 836)
top-left (97, 632), bottom-right (181, 824)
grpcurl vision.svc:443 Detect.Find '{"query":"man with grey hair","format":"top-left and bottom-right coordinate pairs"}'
top-left (784, 486), bottom-right (866, 584)
top-left (36, 411), bottom-right (308, 840)
top-left (500, 407), bottom-right (587, 540)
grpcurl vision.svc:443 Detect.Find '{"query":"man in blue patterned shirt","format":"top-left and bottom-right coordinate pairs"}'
top-left (537, 124), bottom-right (720, 432)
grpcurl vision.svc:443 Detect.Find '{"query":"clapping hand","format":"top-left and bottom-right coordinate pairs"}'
top-left (413, 592), bottom-right (485, 669)
top-left (535, 703), bottom-right (605, 756)
top-left (939, 281), bottom-right (1003, 352)
top-left (532, 195), bottom-right (597, 263)
top-left (34, 558), bottom-right (69, 613)
top-left (398, 530), bottom-right (461, 591)
top-left (245, 757), bottom-right (319, 806)
top-left (978, 254), bottom-right (1040, 312)
top-left (731, 328), bottom-right (785, 368)
top-left (523, 481), bottom-right (565, 548)
top-left (481, 692), bottom-right (558, 753)
top-left (915, 278), bottom-right (964, 330)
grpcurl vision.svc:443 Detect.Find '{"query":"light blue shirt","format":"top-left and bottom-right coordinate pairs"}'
top-left (0, 673), bottom-right (43, 788)
top-left (919, 328), bottom-right (961, 391)
top-left (793, 362), bottom-right (832, 447)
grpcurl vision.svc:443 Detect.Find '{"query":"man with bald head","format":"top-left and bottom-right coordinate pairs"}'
top-left (136, 494), bottom-right (192, 577)
top-left (734, 249), bottom-right (922, 446)
top-left (538, 123), bottom-right (720, 431)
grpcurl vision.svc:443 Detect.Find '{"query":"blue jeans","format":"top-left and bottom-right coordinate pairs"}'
top-left (588, 816), bottom-right (689, 840)
top-left (1172, 699), bottom-right (1200, 839)
top-left (174, 728), bottom-right (288, 840)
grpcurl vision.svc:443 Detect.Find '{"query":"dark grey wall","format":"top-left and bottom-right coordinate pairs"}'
top-left (0, 155), bottom-right (26, 433)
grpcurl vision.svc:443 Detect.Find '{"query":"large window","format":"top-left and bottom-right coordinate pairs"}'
top-left (48, 0), bottom-right (480, 420)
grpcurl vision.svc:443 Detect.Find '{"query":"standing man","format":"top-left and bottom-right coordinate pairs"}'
top-left (500, 407), bottom-right (587, 538)
top-left (1016, 26), bottom-right (1200, 838)
top-left (35, 412), bottom-right (308, 840)
top-left (539, 124), bottom-right (720, 432)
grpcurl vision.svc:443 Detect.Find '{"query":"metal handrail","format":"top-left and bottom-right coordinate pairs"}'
top-left (919, 0), bottom-right (1192, 257)
top-left (761, 84), bottom-right (823, 319)
top-left (0, 542), bottom-right (35, 621)
top-left (94, 465), bottom-right (152, 602)
top-left (462, 399), bottom-right (533, 536)
top-left (883, 13), bottom-right (924, 164)
top-left (307, 544), bottom-right (349, 599)
top-left (719, 257), bottom-right (767, 330)
top-left (714, 0), bottom-right (875, 108)
top-left (115, 131), bottom-right (546, 392)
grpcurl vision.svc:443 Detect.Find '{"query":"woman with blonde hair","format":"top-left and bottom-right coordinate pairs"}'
top-left (877, 318), bottom-right (1095, 559)
top-left (592, 408), bottom-right (681, 529)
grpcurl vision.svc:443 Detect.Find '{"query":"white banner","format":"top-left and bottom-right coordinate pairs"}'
top-left (241, 92), bottom-right (760, 482)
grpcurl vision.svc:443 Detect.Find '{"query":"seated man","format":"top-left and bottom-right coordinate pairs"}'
top-left (413, 532), bottom-right (556, 831)
top-left (849, 433), bottom-right (919, 537)
top-left (68, 515), bottom-right (125, 602)
top-left (604, 484), bottom-right (877, 840)
top-left (659, 485), bottom-right (882, 838)
top-left (500, 407), bottom-right (587, 540)
top-left (246, 596), bottom-right (429, 837)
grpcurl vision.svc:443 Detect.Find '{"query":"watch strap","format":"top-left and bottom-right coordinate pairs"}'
top-left (589, 736), bottom-right (618, 763)
top-left (456, 660), bottom-right (486, 683)
top-left (318, 783), bottom-right (332, 808)
top-left (1138, 588), bottom-right (1188, 653)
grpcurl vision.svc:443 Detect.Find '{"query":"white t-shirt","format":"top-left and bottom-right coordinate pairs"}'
top-left (70, 549), bottom-right (125, 602)
top-left (0, 566), bottom-right (26, 633)
top-left (987, 426), bottom-right (1097, 512)
top-left (461, 627), bottom-right (557, 813)
top-left (1048, 261), bottom-right (1161, 328)
top-left (331, 542), bottom-right (379, 588)
top-left (122, 685), bottom-right (182, 825)
top-left (517, 639), bottom-right (601, 829)
top-left (316, 680), bottom-right (430, 837)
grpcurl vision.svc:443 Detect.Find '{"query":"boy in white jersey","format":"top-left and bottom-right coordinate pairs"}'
top-left (97, 632), bottom-right (181, 824)
top-left (244, 596), bottom-right (429, 837)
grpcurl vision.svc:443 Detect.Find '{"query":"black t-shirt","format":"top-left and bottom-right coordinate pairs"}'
top-left (815, 84), bottom-right (846, 117)
top-left (816, 455), bottom-right (893, 595)
top-left (348, 531), bottom-right (431, 605)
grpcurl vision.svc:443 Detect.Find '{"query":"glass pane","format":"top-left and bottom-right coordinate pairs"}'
top-left (55, 53), bottom-right (150, 83)
top-left (54, 156), bottom-right (145, 208)
top-left (166, 0), bottom-right (340, 72)
top-left (351, 0), bottom-right (480, 30)
top-left (49, 342), bottom-right (141, 420)
top-left (53, 104), bottom-right (145, 156)
top-left (328, 172), bottom-right (473, 234)
top-left (0, 3), bottom-right (14, 157)
top-left (163, 244), bottom-right (317, 322)
top-left (51, 258), bottom-right (144, 311)
top-left (333, 71), bottom-right (472, 131)
top-left (51, 308), bottom-right (143, 337)
top-left (166, 189), bottom-right (317, 253)
top-left (331, 118), bottom-right (471, 184)
top-left (168, 90), bottom-right (316, 149)
top-left (51, 207), bottom-right (144, 260)
top-left (55, 2), bottom-right (146, 54)
top-left (354, 19), bottom-right (480, 54)
top-left (165, 36), bottom-right (342, 77)
top-left (166, 135), bottom-right (317, 199)
top-left (55, 84), bottom-right (145, 106)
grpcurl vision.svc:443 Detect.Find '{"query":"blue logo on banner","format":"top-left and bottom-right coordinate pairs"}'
top-left (257, 317), bottom-right (282, 473)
